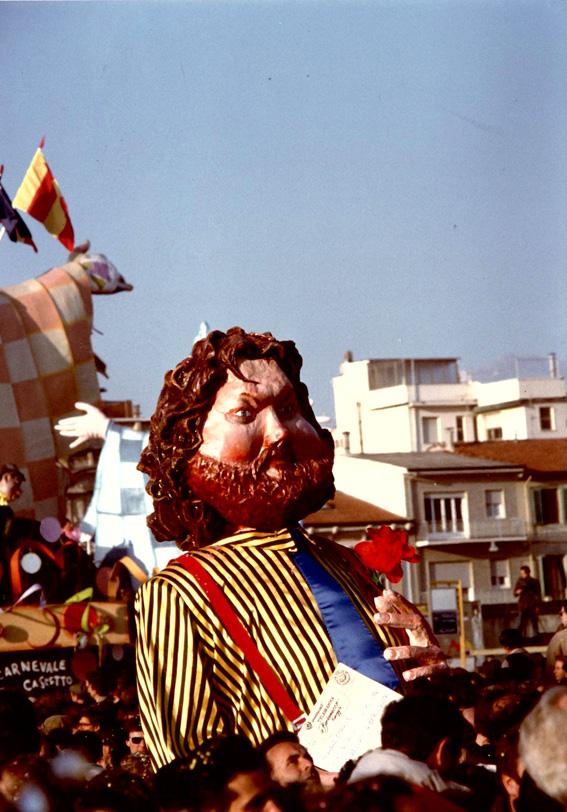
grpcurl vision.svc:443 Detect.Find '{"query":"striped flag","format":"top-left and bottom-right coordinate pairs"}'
top-left (13, 141), bottom-right (75, 251)
top-left (0, 179), bottom-right (38, 252)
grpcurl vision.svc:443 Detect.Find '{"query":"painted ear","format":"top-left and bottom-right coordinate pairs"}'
top-left (69, 239), bottom-right (90, 260)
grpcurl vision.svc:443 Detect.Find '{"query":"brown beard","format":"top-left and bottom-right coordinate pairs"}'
top-left (187, 439), bottom-right (335, 533)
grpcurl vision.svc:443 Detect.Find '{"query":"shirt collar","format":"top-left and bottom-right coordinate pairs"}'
top-left (212, 526), bottom-right (301, 552)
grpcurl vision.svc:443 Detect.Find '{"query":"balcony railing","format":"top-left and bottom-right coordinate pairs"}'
top-left (416, 517), bottom-right (529, 541)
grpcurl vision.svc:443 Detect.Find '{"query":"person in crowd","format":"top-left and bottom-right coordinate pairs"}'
top-left (546, 603), bottom-right (567, 671)
top-left (0, 463), bottom-right (24, 509)
top-left (519, 686), bottom-right (567, 809)
top-left (259, 731), bottom-right (324, 808)
top-left (0, 753), bottom-right (60, 810)
top-left (84, 670), bottom-right (116, 723)
top-left (156, 734), bottom-right (283, 812)
top-left (499, 628), bottom-right (528, 662)
top-left (513, 566), bottom-right (541, 640)
top-left (135, 327), bottom-right (445, 769)
top-left (346, 694), bottom-right (470, 801)
top-left (552, 656), bottom-right (567, 685)
top-left (69, 730), bottom-right (104, 779)
top-left (0, 463), bottom-right (26, 605)
top-left (260, 732), bottom-right (321, 792)
top-left (0, 688), bottom-right (40, 766)
top-left (498, 629), bottom-right (536, 686)
top-left (99, 729), bottom-right (127, 769)
top-left (120, 718), bottom-right (153, 783)
top-left (306, 774), bottom-right (465, 812)
top-left (71, 708), bottom-right (101, 735)
top-left (76, 768), bottom-right (157, 812)
top-left (494, 729), bottom-right (523, 812)
top-left (70, 683), bottom-right (89, 706)
top-left (123, 718), bottom-right (148, 757)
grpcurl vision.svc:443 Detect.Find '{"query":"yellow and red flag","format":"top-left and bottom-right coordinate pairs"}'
top-left (13, 140), bottom-right (75, 251)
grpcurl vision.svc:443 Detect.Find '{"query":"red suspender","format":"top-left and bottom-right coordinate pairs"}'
top-left (176, 553), bottom-right (306, 730)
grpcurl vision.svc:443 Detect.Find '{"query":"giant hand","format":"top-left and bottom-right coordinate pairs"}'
top-left (54, 402), bottom-right (110, 448)
top-left (374, 588), bottom-right (448, 681)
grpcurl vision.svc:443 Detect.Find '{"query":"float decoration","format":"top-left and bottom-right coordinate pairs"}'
top-left (354, 525), bottom-right (420, 585)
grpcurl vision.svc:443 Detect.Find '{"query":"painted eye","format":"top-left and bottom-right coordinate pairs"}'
top-left (232, 407), bottom-right (254, 422)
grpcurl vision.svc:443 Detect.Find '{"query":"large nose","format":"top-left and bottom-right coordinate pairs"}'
top-left (298, 755), bottom-right (314, 776)
top-left (262, 407), bottom-right (289, 447)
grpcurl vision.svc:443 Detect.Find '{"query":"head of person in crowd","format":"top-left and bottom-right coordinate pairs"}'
top-left (71, 730), bottom-right (104, 768)
top-left (380, 695), bottom-right (469, 775)
top-left (154, 758), bottom-right (199, 812)
top-left (139, 327), bottom-right (335, 550)
top-left (84, 670), bottom-right (113, 704)
top-left (519, 686), bottom-right (567, 807)
top-left (558, 603), bottom-right (567, 629)
top-left (76, 767), bottom-right (157, 812)
top-left (0, 463), bottom-right (25, 506)
top-left (552, 657), bottom-right (567, 684)
top-left (473, 688), bottom-right (538, 746)
top-left (160, 734), bottom-right (284, 812)
top-left (259, 731), bottom-right (321, 794)
top-left (41, 726), bottom-right (75, 759)
top-left (494, 728), bottom-right (524, 811)
top-left (499, 628), bottom-right (526, 654)
top-left (100, 728), bottom-right (127, 769)
top-left (72, 708), bottom-right (101, 734)
top-left (305, 774), bottom-right (465, 812)
top-left (0, 689), bottom-right (40, 766)
top-left (0, 753), bottom-right (59, 810)
top-left (123, 718), bottom-right (148, 756)
top-left (70, 683), bottom-right (88, 705)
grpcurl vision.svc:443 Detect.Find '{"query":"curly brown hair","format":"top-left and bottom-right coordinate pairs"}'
top-left (139, 327), bottom-right (333, 549)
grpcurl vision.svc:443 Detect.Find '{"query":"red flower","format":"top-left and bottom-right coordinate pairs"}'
top-left (354, 525), bottom-right (420, 584)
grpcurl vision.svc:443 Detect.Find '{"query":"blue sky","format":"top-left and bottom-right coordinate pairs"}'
top-left (1, 0), bottom-right (566, 420)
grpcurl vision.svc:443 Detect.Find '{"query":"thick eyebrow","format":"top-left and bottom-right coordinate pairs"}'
top-left (231, 384), bottom-right (297, 408)
top-left (231, 392), bottom-right (259, 408)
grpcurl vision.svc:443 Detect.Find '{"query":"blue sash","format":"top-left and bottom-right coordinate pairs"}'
top-left (291, 529), bottom-right (399, 690)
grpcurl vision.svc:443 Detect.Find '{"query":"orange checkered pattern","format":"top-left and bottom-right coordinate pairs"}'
top-left (0, 262), bottom-right (100, 519)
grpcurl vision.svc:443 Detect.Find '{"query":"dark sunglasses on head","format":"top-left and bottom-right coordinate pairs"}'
top-left (130, 736), bottom-right (144, 744)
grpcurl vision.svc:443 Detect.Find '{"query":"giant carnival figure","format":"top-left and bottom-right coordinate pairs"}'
top-left (135, 327), bottom-right (446, 770)
top-left (0, 241), bottom-right (132, 521)
top-left (0, 243), bottom-right (139, 603)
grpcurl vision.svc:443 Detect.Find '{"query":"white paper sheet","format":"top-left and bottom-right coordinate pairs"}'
top-left (298, 663), bottom-right (401, 772)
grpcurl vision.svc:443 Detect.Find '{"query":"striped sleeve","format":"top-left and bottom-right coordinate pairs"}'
top-left (135, 574), bottom-right (227, 769)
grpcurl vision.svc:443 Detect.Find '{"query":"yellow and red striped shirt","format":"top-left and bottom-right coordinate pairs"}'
top-left (135, 525), bottom-right (404, 770)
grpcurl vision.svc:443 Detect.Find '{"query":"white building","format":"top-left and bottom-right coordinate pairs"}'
top-left (332, 353), bottom-right (567, 454)
top-left (331, 353), bottom-right (567, 648)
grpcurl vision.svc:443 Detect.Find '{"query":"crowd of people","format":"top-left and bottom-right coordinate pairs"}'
top-left (0, 619), bottom-right (566, 811)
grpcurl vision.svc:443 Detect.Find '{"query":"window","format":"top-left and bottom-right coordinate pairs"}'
top-left (487, 427), bottom-right (503, 440)
top-left (424, 494), bottom-right (465, 535)
top-left (485, 489), bottom-right (505, 519)
top-left (539, 406), bottom-right (555, 431)
top-left (422, 417), bottom-right (439, 445)
top-left (532, 488), bottom-right (565, 525)
top-left (429, 561), bottom-right (471, 599)
top-left (490, 559), bottom-right (510, 588)
top-left (455, 416), bottom-right (465, 443)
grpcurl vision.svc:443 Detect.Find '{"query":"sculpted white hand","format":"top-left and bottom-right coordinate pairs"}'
top-left (373, 589), bottom-right (447, 681)
top-left (55, 401), bottom-right (110, 448)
